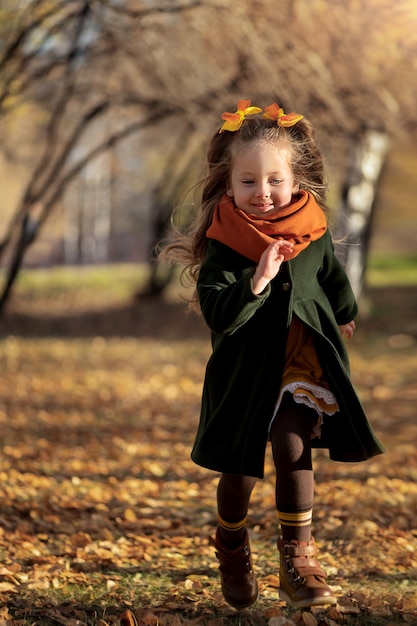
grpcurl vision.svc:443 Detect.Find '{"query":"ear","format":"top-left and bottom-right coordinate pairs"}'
top-left (226, 188), bottom-right (234, 197)
top-left (292, 180), bottom-right (300, 193)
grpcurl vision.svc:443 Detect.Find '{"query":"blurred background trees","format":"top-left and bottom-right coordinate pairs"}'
top-left (0, 0), bottom-right (416, 309)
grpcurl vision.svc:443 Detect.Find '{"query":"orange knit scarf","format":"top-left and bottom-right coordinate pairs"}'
top-left (206, 191), bottom-right (327, 262)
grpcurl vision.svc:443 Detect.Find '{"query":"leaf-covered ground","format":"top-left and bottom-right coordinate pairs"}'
top-left (0, 281), bottom-right (416, 625)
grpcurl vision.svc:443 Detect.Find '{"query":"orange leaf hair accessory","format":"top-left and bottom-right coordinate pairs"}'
top-left (219, 100), bottom-right (262, 133)
top-left (263, 102), bottom-right (303, 127)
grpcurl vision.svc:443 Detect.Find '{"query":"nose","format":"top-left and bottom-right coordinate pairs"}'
top-left (256, 182), bottom-right (270, 198)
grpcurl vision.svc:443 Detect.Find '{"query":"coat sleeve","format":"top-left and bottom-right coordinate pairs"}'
top-left (318, 232), bottom-right (358, 325)
top-left (197, 240), bottom-right (271, 335)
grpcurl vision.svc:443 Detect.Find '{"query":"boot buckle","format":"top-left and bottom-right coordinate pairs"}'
top-left (285, 559), bottom-right (306, 584)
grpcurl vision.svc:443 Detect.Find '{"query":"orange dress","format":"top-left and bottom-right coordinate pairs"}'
top-left (272, 316), bottom-right (339, 438)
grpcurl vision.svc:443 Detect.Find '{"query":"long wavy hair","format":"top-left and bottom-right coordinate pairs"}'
top-left (162, 114), bottom-right (328, 288)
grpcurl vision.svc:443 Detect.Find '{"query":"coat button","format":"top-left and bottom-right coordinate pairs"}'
top-left (282, 282), bottom-right (291, 291)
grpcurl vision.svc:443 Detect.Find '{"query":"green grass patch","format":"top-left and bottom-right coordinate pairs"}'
top-left (367, 252), bottom-right (417, 286)
top-left (16, 263), bottom-right (147, 297)
top-left (6, 252), bottom-right (417, 305)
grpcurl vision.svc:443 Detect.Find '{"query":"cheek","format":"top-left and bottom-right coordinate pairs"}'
top-left (233, 187), bottom-right (244, 199)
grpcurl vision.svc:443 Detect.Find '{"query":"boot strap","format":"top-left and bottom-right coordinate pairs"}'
top-left (285, 556), bottom-right (326, 582)
top-left (209, 536), bottom-right (253, 573)
top-left (283, 543), bottom-right (317, 558)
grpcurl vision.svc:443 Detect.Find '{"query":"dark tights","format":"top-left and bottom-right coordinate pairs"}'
top-left (217, 473), bottom-right (257, 547)
top-left (217, 394), bottom-right (316, 546)
top-left (270, 394), bottom-right (316, 541)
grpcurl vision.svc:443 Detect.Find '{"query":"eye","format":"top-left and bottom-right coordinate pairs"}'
top-left (241, 179), bottom-right (255, 185)
top-left (271, 178), bottom-right (282, 185)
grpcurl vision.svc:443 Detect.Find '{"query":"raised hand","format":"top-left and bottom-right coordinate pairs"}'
top-left (252, 240), bottom-right (294, 295)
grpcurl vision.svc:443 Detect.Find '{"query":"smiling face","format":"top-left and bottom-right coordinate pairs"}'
top-left (228, 141), bottom-right (299, 217)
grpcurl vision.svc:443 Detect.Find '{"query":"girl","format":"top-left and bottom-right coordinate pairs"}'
top-left (163, 100), bottom-right (384, 610)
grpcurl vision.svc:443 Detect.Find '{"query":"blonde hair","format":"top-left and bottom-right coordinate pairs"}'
top-left (162, 114), bottom-right (328, 287)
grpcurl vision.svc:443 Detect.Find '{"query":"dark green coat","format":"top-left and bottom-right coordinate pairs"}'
top-left (191, 233), bottom-right (384, 478)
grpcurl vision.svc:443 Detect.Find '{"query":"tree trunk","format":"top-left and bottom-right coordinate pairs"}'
top-left (335, 129), bottom-right (389, 297)
top-left (137, 127), bottom-right (204, 299)
top-left (0, 208), bottom-right (40, 314)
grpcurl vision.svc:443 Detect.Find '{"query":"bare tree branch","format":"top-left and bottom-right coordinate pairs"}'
top-left (0, 0), bottom-right (416, 309)
top-left (0, 1), bottom-right (86, 109)
top-left (93, 0), bottom-right (205, 20)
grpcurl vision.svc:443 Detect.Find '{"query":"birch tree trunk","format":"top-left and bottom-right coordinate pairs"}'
top-left (335, 129), bottom-right (389, 297)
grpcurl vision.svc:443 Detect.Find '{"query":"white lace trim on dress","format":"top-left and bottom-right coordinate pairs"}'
top-left (270, 382), bottom-right (339, 438)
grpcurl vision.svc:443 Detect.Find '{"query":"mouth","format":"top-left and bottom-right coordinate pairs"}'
top-left (252, 204), bottom-right (274, 212)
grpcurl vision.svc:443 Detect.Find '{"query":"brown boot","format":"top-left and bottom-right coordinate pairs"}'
top-left (278, 537), bottom-right (337, 609)
top-left (210, 528), bottom-right (258, 609)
